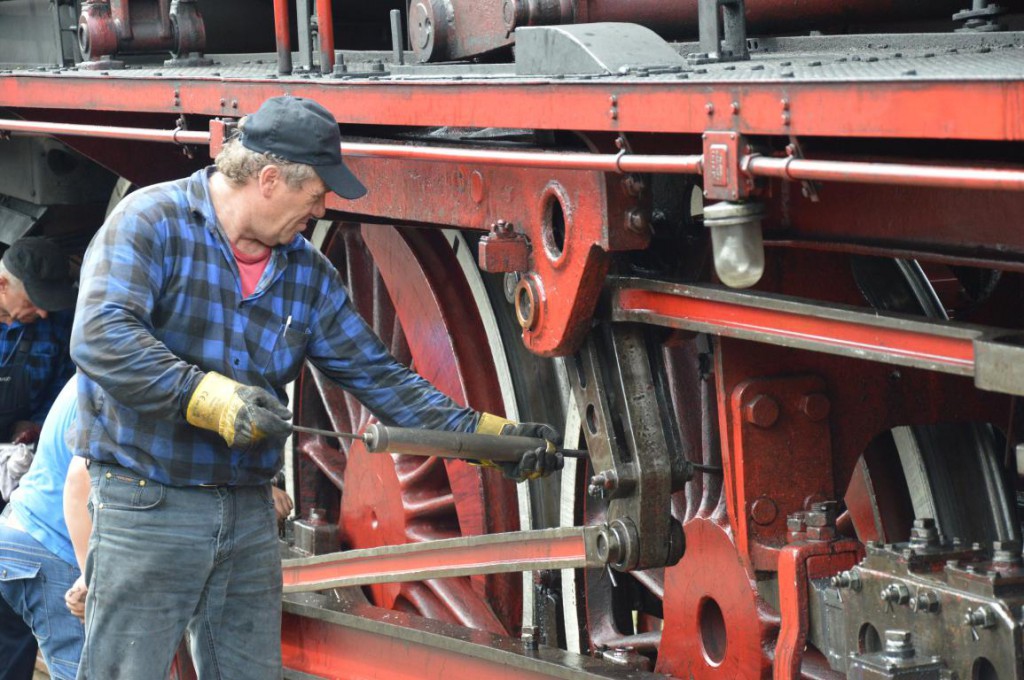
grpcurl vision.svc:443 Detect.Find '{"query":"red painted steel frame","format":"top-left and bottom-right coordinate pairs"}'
top-left (281, 602), bottom-right (645, 680)
top-left (283, 620), bottom-right (556, 680)
top-left (3, 75), bottom-right (1024, 142)
top-left (613, 286), bottom-right (977, 374)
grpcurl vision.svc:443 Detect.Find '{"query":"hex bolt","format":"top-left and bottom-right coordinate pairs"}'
top-left (786, 512), bottom-right (807, 533)
top-left (806, 526), bottom-right (836, 541)
top-left (798, 393), bottom-right (831, 421)
top-left (880, 583), bottom-right (910, 606)
top-left (621, 174), bottom-right (646, 198)
top-left (831, 568), bottom-right (863, 592)
top-left (806, 501), bottom-right (838, 527)
top-left (964, 606), bottom-right (996, 629)
top-left (521, 624), bottom-right (540, 650)
top-left (909, 517), bottom-right (941, 549)
top-left (588, 470), bottom-right (619, 499)
top-left (883, 630), bottom-right (915, 659)
top-left (909, 590), bottom-right (939, 613)
top-left (743, 394), bottom-right (780, 428)
top-left (991, 540), bottom-right (1023, 566)
top-left (626, 209), bottom-right (650, 234)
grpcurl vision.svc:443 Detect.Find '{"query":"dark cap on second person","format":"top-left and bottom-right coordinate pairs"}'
top-left (2, 237), bottom-right (77, 312)
top-left (240, 95), bottom-right (367, 200)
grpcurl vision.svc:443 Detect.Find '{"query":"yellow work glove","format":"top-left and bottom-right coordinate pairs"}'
top-left (475, 412), bottom-right (563, 482)
top-left (185, 372), bottom-right (293, 451)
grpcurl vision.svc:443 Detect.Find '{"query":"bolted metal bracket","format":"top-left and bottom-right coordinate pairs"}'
top-left (478, 220), bottom-right (531, 273)
top-left (702, 131), bottom-right (755, 201)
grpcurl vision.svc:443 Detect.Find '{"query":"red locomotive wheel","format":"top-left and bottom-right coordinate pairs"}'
top-left (293, 223), bottom-right (521, 633)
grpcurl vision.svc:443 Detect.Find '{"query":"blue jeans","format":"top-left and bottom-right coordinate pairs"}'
top-left (77, 463), bottom-right (282, 680)
top-left (0, 523), bottom-right (84, 680)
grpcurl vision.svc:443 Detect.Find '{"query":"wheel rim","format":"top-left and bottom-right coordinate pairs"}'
top-left (293, 223), bottom-right (521, 633)
top-left (846, 256), bottom-right (1017, 546)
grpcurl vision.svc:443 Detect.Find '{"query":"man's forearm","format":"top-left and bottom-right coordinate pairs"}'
top-left (72, 304), bottom-right (201, 418)
top-left (64, 456), bottom-right (92, 573)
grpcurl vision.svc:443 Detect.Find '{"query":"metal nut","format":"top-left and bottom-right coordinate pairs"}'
top-left (743, 394), bottom-right (780, 428)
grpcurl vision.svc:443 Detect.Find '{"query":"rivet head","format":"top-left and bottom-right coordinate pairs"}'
top-left (139, 480), bottom-right (146, 486)
top-left (105, 472), bottom-right (112, 479)
top-left (98, 503), bottom-right (105, 510)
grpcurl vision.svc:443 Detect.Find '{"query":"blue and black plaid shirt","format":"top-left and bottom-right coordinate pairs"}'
top-left (72, 167), bottom-right (478, 486)
top-left (0, 312), bottom-right (73, 426)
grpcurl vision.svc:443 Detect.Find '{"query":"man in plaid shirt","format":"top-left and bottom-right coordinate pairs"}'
top-left (70, 95), bottom-right (562, 679)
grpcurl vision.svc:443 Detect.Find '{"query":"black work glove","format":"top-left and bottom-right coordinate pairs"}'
top-left (475, 413), bottom-right (563, 483)
top-left (185, 372), bottom-right (293, 451)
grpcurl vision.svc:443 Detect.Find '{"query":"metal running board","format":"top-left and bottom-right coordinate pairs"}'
top-left (281, 526), bottom-right (607, 593)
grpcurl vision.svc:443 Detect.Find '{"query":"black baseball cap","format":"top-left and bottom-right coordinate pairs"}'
top-left (2, 237), bottom-right (76, 311)
top-left (241, 95), bottom-right (367, 200)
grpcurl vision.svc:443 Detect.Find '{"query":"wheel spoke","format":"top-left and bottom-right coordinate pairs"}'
top-left (294, 224), bottom-right (522, 636)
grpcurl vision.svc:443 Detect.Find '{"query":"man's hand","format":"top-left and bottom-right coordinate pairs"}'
top-left (475, 413), bottom-right (563, 483)
top-left (65, 574), bottom-right (87, 622)
top-left (10, 421), bottom-right (41, 445)
top-left (271, 485), bottom-right (293, 521)
top-left (185, 372), bottom-right (292, 451)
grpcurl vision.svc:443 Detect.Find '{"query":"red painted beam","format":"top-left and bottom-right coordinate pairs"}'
top-left (281, 597), bottom-right (659, 680)
top-left (3, 75), bottom-right (1024, 141)
top-left (611, 280), bottom-right (980, 375)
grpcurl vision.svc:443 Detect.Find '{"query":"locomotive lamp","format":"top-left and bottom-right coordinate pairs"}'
top-left (704, 200), bottom-right (765, 288)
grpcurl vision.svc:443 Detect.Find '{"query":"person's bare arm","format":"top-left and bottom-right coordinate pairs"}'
top-left (64, 456), bottom-right (92, 572)
top-left (63, 456), bottom-right (92, 620)
top-left (272, 485), bottom-right (293, 521)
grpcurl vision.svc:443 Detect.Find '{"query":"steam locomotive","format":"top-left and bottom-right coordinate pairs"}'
top-left (3, 1), bottom-right (1024, 677)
